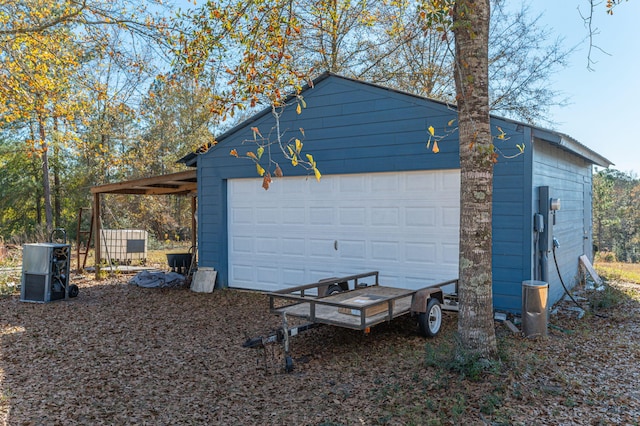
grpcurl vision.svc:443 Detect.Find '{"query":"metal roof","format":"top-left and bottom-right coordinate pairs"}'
top-left (90, 170), bottom-right (197, 196)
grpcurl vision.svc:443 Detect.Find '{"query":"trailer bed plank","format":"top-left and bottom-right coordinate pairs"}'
top-left (273, 285), bottom-right (415, 330)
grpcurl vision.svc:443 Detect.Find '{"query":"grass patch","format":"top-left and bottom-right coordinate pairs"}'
top-left (595, 261), bottom-right (640, 284)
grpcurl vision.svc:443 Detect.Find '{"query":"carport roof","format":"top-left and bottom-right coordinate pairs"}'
top-left (90, 170), bottom-right (197, 196)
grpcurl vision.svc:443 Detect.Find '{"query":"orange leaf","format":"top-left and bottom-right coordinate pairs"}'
top-left (251, 127), bottom-right (262, 138)
top-left (433, 141), bottom-right (440, 153)
top-left (262, 173), bottom-right (272, 190)
top-left (230, 149), bottom-right (238, 157)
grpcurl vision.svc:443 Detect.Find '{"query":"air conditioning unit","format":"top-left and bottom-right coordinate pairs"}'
top-left (21, 243), bottom-right (72, 303)
top-left (100, 229), bottom-right (148, 264)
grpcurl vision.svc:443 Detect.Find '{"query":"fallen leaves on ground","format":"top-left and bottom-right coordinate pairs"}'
top-left (0, 276), bottom-right (639, 425)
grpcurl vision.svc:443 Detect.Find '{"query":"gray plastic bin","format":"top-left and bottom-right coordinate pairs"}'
top-left (521, 280), bottom-right (548, 338)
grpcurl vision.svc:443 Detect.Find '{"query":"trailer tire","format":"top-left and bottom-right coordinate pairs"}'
top-left (68, 284), bottom-right (79, 298)
top-left (418, 298), bottom-right (442, 337)
top-left (325, 284), bottom-right (343, 296)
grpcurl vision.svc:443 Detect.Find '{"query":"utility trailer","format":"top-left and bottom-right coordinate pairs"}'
top-left (244, 271), bottom-right (459, 372)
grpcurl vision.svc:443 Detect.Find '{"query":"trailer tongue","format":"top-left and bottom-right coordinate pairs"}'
top-left (244, 271), bottom-right (459, 372)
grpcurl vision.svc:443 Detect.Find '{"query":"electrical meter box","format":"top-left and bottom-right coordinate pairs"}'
top-left (20, 243), bottom-right (71, 303)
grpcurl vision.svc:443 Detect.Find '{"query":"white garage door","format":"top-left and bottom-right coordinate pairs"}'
top-left (227, 170), bottom-right (460, 292)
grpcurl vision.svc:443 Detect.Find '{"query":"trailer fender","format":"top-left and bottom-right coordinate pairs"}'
top-left (410, 288), bottom-right (443, 314)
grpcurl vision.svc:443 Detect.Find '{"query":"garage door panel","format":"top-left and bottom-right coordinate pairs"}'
top-left (256, 266), bottom-right (279, 285)
top-left (442, 243), bottom-right (459, 265)
top-left (232, 207), bottom-right (253, 224)
top-left (405, 242), bottom-right (437, 263)
top-left (339, 240), bottom-right (366, 259)
top-left (371, 241), bottom-right (399, 261)
top-left (309, 207), bottom-right (333, 224)
top-left (339, 207), bottom-right (366, 225)
top-left (283, 268), bottom-right (305, 287)
top-left (256, 237), bottom-right (277, 254)
top-left (231, 236), bottom-right (253, 254)
top-left (340, 175), bottom-right (366, 192)
top-left (371, 207), bottom-right (399, 226)
top-left (257, 207), bottom-right (279, 224)
top-left (282, 207), bottom-right (305, 224)
top-left (406, 173), bottom-right (437, 191)
top-left (308, 238), bottom-right (336, 258)
top-left (228, 170), bottom-right (460, 291)
top-left (406, 207), bottom-right (436, 226)
top-left (371, 173), bottom-right (399, 191)
top-left (282, 238), bottom-right (305, 255)
top-left (230, 264), bottom-right (255, 283)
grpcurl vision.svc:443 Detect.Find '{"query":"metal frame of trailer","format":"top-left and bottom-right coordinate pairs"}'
top-left (244, 271), bottom-right (459, 372)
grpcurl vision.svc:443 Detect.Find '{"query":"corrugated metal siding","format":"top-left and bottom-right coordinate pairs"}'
top-left (532, 140), bottom-right (593, 306)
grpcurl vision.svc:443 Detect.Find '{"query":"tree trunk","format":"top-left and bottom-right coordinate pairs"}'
top-left (452, 0), bottom-right (498, 359)
top-left (38, 115), bottom-right (54, 234)
top-left (53, 117), bottom-right (61, 228)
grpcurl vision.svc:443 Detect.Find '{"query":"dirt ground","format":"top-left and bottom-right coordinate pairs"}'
top-left (0, 273), bottom-right (639, 425)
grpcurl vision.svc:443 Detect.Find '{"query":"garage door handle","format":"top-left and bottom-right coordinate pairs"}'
top-left (334, 240), bottom-right (338, 250)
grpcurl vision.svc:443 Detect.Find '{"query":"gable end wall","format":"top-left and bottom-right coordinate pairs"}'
top-left (532, 139), bottom-right (593, 307)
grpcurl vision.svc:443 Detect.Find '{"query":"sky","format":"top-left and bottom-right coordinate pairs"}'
top-left (527, 0), bottom-right (640, 175)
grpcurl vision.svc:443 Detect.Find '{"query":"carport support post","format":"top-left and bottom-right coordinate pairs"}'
top-left (191, 195), bottom-right (197, 249)
top-left (93, 192), bottom-right (101, 280)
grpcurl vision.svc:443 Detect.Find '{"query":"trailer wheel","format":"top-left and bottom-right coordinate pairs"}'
top-left (68, 284), bottom-right (79, 298)
top-left (325, 284), bottom-right (343, 296)
top-left (418, 298), bottom-right (442, 337)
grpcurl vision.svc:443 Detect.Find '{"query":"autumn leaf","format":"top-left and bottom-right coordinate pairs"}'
top-left (433, 141), bottom-right (440, 153)
top-left (256, 146), bottom-right (264, 159)
top-left (291, 155), bottom-right (298, 167)
top-left (296, 103), bottom-right (302, 114)
top-left (262, 173), bottom-right (271, 190)
top-left (496, 126), bottom-right (506, 140)
top-left (230, 149), bottom-right (238, 157)
top-left (313, 167), bottom-right (321, 182)
top-left (428, 125), bottom-right (435, 136)
top-left (274, 164), bottom-right (283, 177)
top-left (251, 126), bottom-right (262, 139)
top-left (306, 153), bottom-right (315, 166)
top-left (295, 138), bottom-right (303, 154)
top-left (256, 163), bottom-right (265, 176)
top-left (247, 151), bottom-right (258, 160)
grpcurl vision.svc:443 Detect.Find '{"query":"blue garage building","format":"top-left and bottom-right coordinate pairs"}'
top-left (179, 73), bottom-right (611, 313)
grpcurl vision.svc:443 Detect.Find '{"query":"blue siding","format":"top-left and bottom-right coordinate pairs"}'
top-left (490, 120), bottom-right (533, 312)
top-left (532, 140), bottom-right (593, 307)
top-left (194, 74), bottom-right (594, 314)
